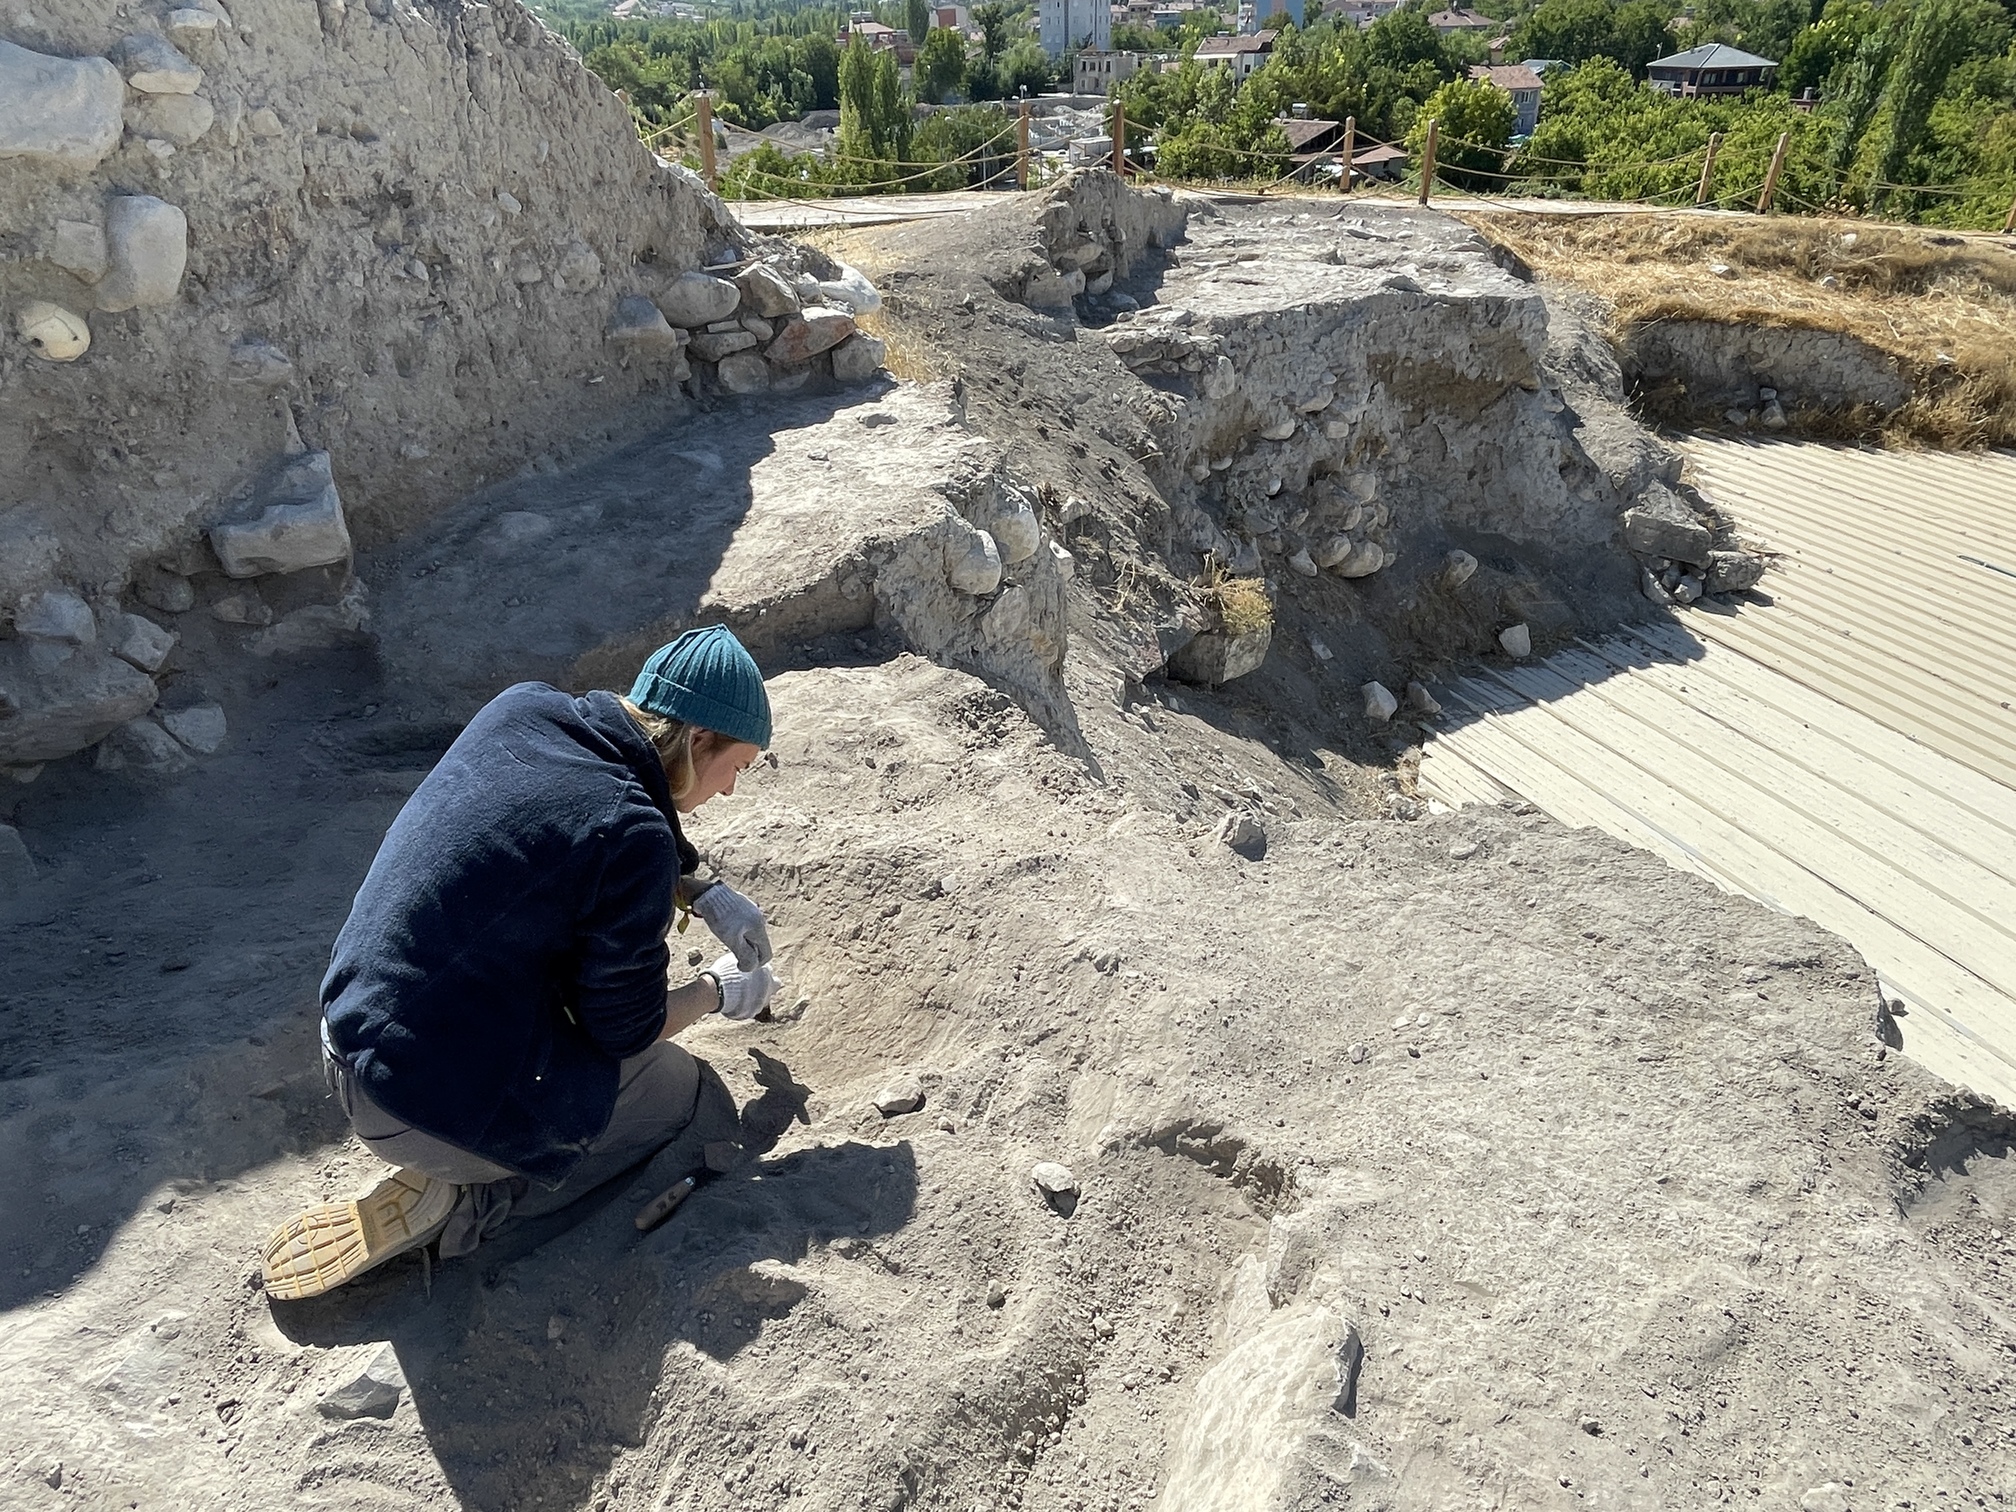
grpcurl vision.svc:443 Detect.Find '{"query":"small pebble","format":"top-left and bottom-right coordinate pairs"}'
top-left (1092, 1313), bottom-right (1115, 1339)
top-left (1450, 840), bottom-right (1479, 860)
top-left (1349, 1043), bottom-right (1368, 1063)
top-left (986, 1281), bottom-right (1007, 1308)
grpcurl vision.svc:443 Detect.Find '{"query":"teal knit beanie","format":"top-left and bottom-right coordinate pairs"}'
top-left (627, 624), bottom-right (772, 748)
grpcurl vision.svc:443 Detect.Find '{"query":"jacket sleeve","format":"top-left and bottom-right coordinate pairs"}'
top-left (572, 808), bottom-right (678, 1060)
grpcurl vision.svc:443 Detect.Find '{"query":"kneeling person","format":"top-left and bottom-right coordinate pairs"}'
top-left (262, 625), bottom-right (778, 1300)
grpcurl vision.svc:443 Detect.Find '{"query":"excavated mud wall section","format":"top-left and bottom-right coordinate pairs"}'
top-left (1620, 317), bottom-right (1913, 423)
top-left (0, 0), bottom-right (750, 775)
top-left (987, 183), bottom-right (1722, 683)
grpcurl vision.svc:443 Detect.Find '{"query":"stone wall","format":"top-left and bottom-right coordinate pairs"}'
top-left (0, 0), bottom-right (750, 774)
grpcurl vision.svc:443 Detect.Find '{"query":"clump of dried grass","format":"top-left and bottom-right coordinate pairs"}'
top-left (848, 306), bottom-right (936, 383)
top-left (1199, 562), bottom-right (1274, 637)
top-left (1462, 211), bottom-right (2016, 448)
top-left (794, 230), bottom-right (938, 383)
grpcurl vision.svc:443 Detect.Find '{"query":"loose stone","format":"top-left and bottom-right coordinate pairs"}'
top-left (873, 1077), bottom-right (925, 1117)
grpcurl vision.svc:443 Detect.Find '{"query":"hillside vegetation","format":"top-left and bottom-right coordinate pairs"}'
top-left (538, 0), bottom-right (2016, 227)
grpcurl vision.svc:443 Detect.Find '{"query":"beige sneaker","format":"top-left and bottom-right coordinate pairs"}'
top-left (260, 1169), bottom-right (459, 1302)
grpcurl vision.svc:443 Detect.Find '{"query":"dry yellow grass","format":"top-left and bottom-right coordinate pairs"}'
top-left (1460, 211), bottom-right (2016, 447)
top-left (847, 306), bottom-right (937, 383)
top-left (791, 229), bottom-right (939, 383)
top-left (1199, 563), bottom-right (1274, 637)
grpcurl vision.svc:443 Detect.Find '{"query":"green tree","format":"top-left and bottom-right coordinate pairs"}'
top-left (1823, 11), bottom-right (1900, 186)
top-left (1779, 0), bottom-right (1877, 97)
top-left (839, 37), bottom-right (912, 161)
top-left (839, 35), bottom-right (876, 143)
top-left (912, 103), bottom-right (1019, 184)
top-left (799, 33), bottom-right (842, 110)
top-left (1515, 0), bottom-right (1676, 77)
top-left (1409, 74), bottom-right (1515, 188)
top-left (907, 0), bottom-right (931, 47)
top-left (996, 39), bottom-right (1054, 96)
top-left (975, 1), bottom-right (1013, 59)
top-left (874, 45), bottom-right (912, 158)
top-left (1871, 0), bottom-right (1999, 206)
top-left (916, 25), bottom-right (969, 102)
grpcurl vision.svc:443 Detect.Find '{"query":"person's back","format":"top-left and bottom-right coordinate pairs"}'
top-left (262, 625), bottom-right (779, 1302)
top-left (324, 681), bottom-right (688, 1181)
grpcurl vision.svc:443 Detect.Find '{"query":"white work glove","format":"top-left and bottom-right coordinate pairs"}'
top-left (692, 882), bottom-right (772, 971)
top-left (708, 952), bottom-right (776, 1022)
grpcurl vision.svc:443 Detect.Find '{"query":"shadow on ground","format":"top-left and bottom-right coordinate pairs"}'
top-left (0, 387), bottom-right (890, 1313)
top-left (269, 1128), bottom-right (918, 1512)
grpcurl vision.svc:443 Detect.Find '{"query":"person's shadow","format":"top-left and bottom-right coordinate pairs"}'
top-left (269, 1054), bottom-right (916, 1511)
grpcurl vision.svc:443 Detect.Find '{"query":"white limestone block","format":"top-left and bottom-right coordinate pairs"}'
top-left (0, 40), bottom-right (125, 169)
top-left (16, 302), bottom-right (90, 362)
top-left (659, 270), bottom-right (741, 328)
top-left (96, 197), bottom-right (188, 312)
top-left (161, 703), bottom-right (226, 754)
top-left (946, 525), bottom-right (1003, 596)
top-left (111, 33), bottom-right (203, 94)
top-left (210, 452), bottom-right (352, 577)
top-left (830, 333), bottom-right (886, 384)
top-left (50, 219), bottom-right (108, 283)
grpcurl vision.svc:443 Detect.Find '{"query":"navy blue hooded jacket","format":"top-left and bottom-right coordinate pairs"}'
top-left (321, 684), bottom-right (698, 1183)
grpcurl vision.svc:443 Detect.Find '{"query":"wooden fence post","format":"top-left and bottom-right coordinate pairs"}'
top-left (2004, 191), bottom-right (2016, 234)
top-left (1418, 117), bottom-right (1437, 206)
top-left (1342, 114), bottom-right (1355, 194)
top-left (1018, 98), bottom-right (1031, 190)
top-left (694, 92), bottom-right (717, 190)
top-left (1112, 99), bottom-right (1126, 177)
top-left (1695, 131), bottom-right (1722, 207)
top-left (1757, 130), bottom-right (1790, 214)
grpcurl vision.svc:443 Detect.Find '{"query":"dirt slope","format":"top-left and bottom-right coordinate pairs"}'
top-left (4, 654), bottom-right (2011, 1511)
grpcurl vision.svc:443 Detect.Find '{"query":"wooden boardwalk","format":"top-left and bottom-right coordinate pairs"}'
top-left (1420, 440), bottom-right (2016, 1105)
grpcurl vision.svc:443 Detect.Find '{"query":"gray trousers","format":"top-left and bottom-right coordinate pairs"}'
top-left (323, 1027), bottom-right (701, 1257)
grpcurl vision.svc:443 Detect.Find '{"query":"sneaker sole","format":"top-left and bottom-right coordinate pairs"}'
top-left (260, 1170), bottom-right (456, 1301)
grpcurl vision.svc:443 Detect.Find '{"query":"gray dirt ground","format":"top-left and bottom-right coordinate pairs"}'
top-left (5, 195), bottom-right (2016, 1512)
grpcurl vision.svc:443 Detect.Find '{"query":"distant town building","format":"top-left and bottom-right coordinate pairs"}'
top-left (1259, 0), bottom-right (1305, 26)
top-left (931, 4), bottom-right (973, 31)
top-left (1151, 2), bottom-right (1195, 26)
top-left (1040, 0), bottom-right (1111, 55)
top-left (1350, 141), bottom-right (1409, 182)
top-left (1646, 43), bottom-right (1778, 96)
top-left (1324, 0), bottom-right (1403, 26)
top-left (1076, 49), bottom-right (1145, 94)
top-left (1277, 108), bottom-right (1345, 180)
top-left (1521, 56), bottom-right (1567, 75)
top-left (840, 14), bottom-right (915, 61)
top-left (1426, 6), bottom-right (1495, 33)
top-left (1194, 28), bottom-right (1277, 79)
top-left (1469, 62), bottom-right (1544, 134)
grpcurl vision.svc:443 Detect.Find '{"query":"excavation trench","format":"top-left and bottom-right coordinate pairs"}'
top-left (2, 144), bottom-right (2008, 1512)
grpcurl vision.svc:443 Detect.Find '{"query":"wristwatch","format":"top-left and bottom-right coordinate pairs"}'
top-left (699, 970), bottom-right (724, 1014)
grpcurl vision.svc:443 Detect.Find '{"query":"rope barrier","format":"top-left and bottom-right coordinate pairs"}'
top-left (1865, 176), bottom-right (2012, 201)
top-left (721, 123), bottom-right (1020, 199)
